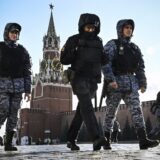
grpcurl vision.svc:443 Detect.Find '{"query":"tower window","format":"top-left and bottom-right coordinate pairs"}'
top-left (48, 37), bottom-right (52, 45)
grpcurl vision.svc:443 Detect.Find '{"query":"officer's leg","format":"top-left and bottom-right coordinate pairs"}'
top-left (77, 93), bottom-right (100, 140)
top-left (148, 126), bottom-right (160, 139)
top-left (67, 77), bottom-right (87, 150)
top-left (103, 92), bottom-right (121, 149)
top-left (124, 91), bottom-right (159, 149)
top-left (6, 93), bottom-right (22, 132)
top-left (5, 93), bottom-right (22, 151)
top-left (114, 131), bottom-right (118, 143)
top-left (66, 102), bottom-right (82, 150)
top-left (0, 93), bottom-right (10, 129)
top-left (77, 93), bottom-right (108, 151)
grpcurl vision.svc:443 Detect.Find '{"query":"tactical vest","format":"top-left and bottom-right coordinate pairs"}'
top-left (112, 40), bottom-right (141, 74)
top-left (71, 38), bottom-right (103, 79)
top-left (0, 42), bottom-right (25, 78)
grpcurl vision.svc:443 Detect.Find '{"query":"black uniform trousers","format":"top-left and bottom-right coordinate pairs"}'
top-left (67, 77), bottom-right (100, 142)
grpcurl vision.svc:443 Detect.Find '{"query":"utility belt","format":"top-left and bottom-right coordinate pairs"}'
top-left (62, 68), bottom-right (101, 84)
top-left (0, 76), bottom-right (11, 79)
top-left (114, 71), bottom-right (134, 76)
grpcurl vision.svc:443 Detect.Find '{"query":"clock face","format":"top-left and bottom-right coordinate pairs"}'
top-left (51, 58), bottom-right (63, 71)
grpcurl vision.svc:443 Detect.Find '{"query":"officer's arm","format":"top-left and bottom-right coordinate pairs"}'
top-left (60, 37), bottom-right (77, 65)
top-left (101, 40), bottom-right (116, 83)
top-left (135, 47), bottom-right (147, 91)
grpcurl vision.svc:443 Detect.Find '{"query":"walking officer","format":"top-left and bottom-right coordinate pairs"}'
top-left (0, 23), bottom-right (32, 151)
top-left (60, 13), bottom-right (108, 151)
top-left (101, 19), bottom-right (159, 149)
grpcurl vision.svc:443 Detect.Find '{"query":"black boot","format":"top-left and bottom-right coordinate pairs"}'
top-left (4, 131), bottom-right (17, 151)
top-left (137, 128), bottom-right (159, 149)
top-left (93, 136), bottom-right (108, 151)
top-left (67, 141), bottom-right (80, 151)
top-left (103, 132), bottom-right (112, 150)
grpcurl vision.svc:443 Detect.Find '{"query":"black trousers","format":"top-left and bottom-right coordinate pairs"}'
top-left (112, 131), bottom-right (118, 142)
top-left (67, 93), bottom-right (100, 142)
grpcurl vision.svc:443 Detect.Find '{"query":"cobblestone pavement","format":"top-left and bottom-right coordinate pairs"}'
top-left (0, 143), bottom-right (160, 160)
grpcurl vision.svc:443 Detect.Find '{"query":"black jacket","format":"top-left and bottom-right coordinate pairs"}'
top-left (61, 13), bottom-right (108, 82)
top-left (0, 23), bottom-right (31, 93)
top-left (60, 34), bottom-right (107, 82)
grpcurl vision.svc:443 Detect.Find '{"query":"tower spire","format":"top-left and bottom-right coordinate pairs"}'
top-left (47, 3), bottom-right (56, 37)
top-left (39, 4), bottom-right (61, 83)
top-left (49, 3), bottom-right (54, 10)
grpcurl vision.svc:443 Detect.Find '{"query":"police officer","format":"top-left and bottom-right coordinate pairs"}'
top-left (60, 13), bottom-right (108, 151)
top-left (149, 91), bottom-right (160, 139)
top-left (0, 23), bottom-right (32, 151)
top-left (102, 19), bottom-right (159, 149)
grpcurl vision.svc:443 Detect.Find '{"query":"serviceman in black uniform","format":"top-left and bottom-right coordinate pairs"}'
top-left (60, 13), bottom-right (108, 151)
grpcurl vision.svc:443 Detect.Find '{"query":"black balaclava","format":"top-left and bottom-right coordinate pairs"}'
top-left (78, 13), bottom-right (100, 39)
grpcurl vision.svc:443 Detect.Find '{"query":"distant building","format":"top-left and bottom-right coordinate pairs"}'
top-left (18, 5), bottom-right (157, 144)
top-left (18, 4), bottom-right (72, 144)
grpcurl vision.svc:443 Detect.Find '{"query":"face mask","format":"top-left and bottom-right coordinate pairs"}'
top-left (81, 31), bottom-right (96, 39)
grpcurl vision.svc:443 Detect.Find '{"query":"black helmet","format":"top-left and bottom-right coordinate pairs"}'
top-left (78, 13), bottom-right (100, 34)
